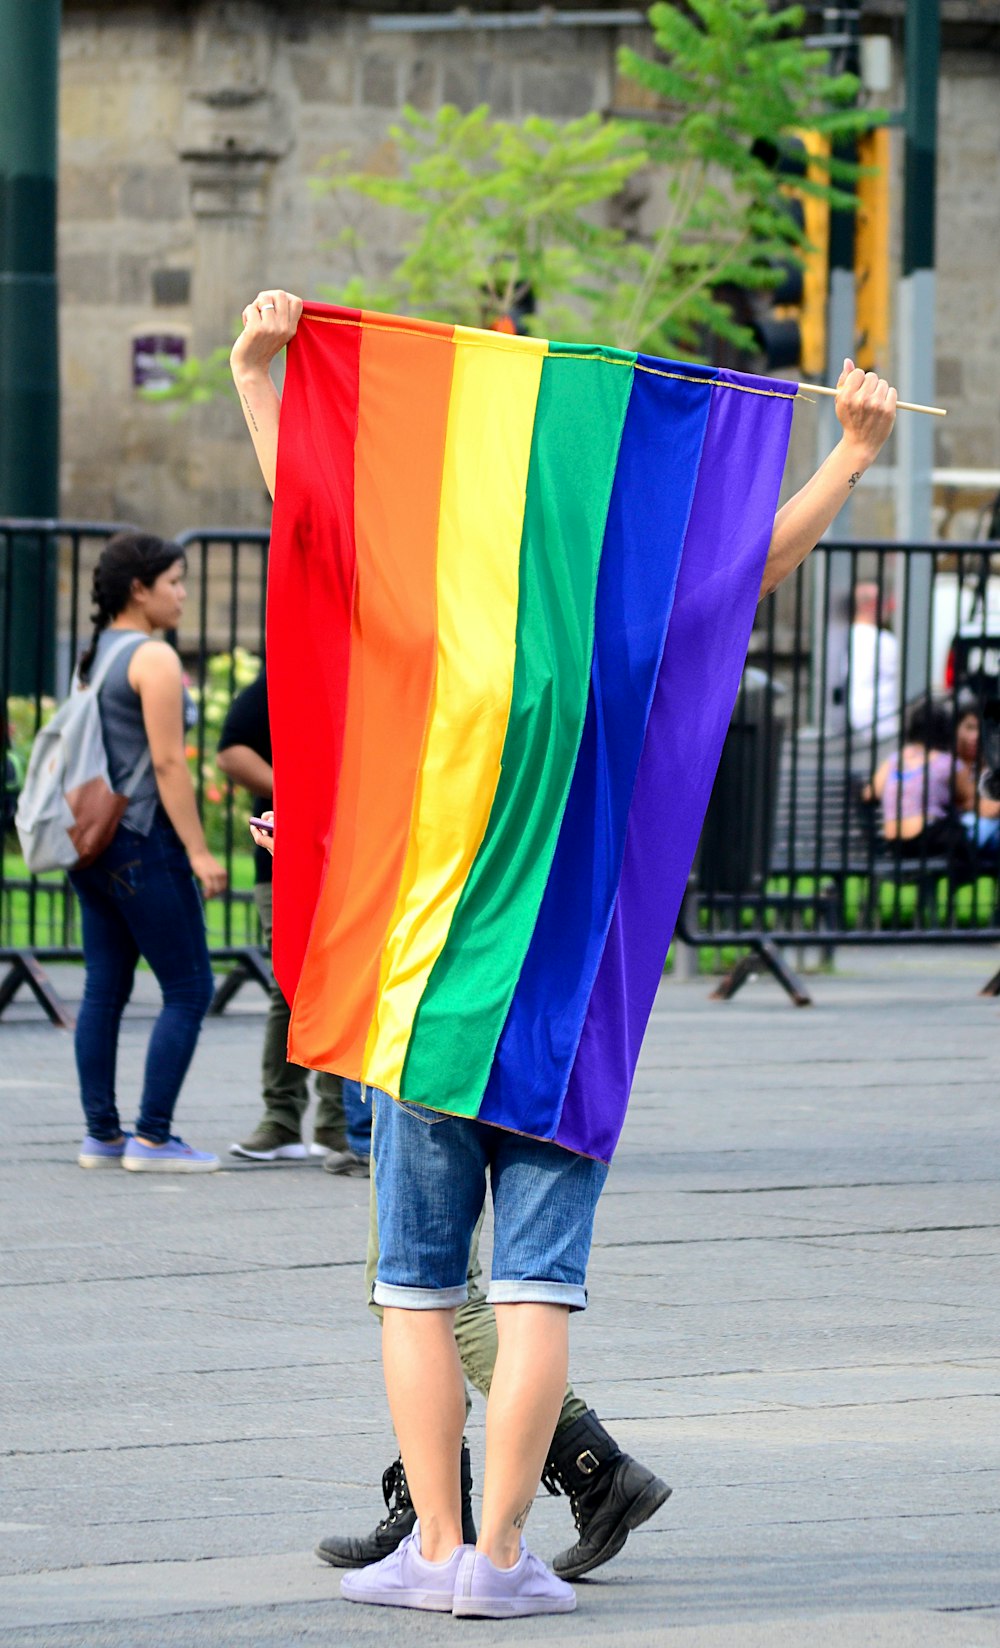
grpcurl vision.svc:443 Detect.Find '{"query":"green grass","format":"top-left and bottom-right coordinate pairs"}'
top-left (1, 845), bottom-right (261, 952)
top-left (4, 840), bottom-right (998, 974)
top-left (762, 872), bottom-right (999, 931)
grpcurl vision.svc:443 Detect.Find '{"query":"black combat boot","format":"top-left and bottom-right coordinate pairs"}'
top-left (542, 1408), bottom-right (671, 1580)
top-left (315, 1444), bottom-right (477, 1568)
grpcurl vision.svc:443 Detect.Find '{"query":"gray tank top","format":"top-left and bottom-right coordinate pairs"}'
top-left (92, 629), bottom-right (194, 837)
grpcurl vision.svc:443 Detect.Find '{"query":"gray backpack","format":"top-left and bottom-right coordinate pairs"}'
top-left (14, 633), bottom-right (152, 874)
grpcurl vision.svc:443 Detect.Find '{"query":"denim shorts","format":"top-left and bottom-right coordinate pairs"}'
top-left (371, 1092), bottom-right (608, 1312)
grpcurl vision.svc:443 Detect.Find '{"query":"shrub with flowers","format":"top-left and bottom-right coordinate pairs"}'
top-left (185, 647), bottom-right (262, 851)
top-left (3, 697), bottom-right (56, 830)
top-left (2, 649), bottom-right (262, 855)
top-left (5, 695), bottom-right (57, 775)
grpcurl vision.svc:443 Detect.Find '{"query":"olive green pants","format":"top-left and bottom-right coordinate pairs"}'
top-left (364, 1145), bottom-right (587, 1434)
top-left (253, 883), bottom-right (346, 1146)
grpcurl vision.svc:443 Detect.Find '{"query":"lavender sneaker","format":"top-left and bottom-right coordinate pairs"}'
top-left (123, 1136), bottom-right (219, 1173)
top-left (340, 1525), bottom-right (470, 1612)
top-left (452, 1542), bottom-right (576, 1618)
top-left (78, 1133), bottom-right (130, 1169)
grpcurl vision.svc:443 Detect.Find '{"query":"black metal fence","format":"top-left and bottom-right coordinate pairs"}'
top-left (1, 520), bottom-right (271, 1025)
top-left (686, 537), bottom-right (1000, 1001)
top-left (3, 521), bottom-right (1000, 1022)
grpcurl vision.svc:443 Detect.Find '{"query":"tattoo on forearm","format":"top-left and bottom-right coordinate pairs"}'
top-left (242, 394), bottom-right (259, 434)
top-left (847, 471), bottom-right (861, 490)
top-left (512, 1500), bottom-right (532, 1531)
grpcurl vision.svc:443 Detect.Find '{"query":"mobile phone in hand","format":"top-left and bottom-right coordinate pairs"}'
top-left (248, 816), bottom-right (274, 835)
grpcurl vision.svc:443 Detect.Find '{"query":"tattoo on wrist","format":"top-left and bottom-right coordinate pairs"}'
top-left (847, 471), bottom-right (861, 490)
top-left (242, 394), bottom-right (259, 434)
top-left (512, 1500), bottom-right (532, 1531)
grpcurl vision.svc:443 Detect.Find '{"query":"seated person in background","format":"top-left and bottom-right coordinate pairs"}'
top-left (955, 704), bottom-right (1000, 854)
top-left (869, 697), bottom-right (975, 870)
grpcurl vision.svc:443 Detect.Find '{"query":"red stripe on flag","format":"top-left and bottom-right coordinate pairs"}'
top-left (268, 306), bottom-right (361, 1002)
top-left (288, 309), bottom-right (456, 1074)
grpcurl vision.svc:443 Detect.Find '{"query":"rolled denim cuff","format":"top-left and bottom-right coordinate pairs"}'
top-left (373, 1280), bottom-right (469, 1310)
top-left (487, 1279), bottom-right (588, 1312)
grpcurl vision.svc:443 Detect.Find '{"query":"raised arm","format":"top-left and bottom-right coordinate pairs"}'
top-left (230, 289), bottom-right (303, 498)
top-left (759, 360), bottom-right (898, 600)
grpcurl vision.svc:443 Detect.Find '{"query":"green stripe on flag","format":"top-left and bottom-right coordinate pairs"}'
top-left (401, 342), bottom-right (636, 1115)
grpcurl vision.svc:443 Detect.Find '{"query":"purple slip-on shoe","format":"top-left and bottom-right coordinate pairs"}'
top-left (341, 1526), bottom-right (471, 1612)
top-left (452, 1542), bottom-right (577, 1618)
top-left (78, 1133), bottom-right (131, 1169)
top-left (122, 1136), bottom-right (219, 1173)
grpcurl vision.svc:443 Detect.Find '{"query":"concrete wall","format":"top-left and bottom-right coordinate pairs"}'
top-left (57, 1), bottom-right (1000, 545)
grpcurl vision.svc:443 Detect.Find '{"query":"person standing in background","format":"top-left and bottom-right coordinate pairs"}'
top-left (233, 291), bottom-right (897, 1617)
top-left (217, 667), bottom-right (371, 1174)
top-left (848, 580), bottom-right (898, 738)
top-left (71, 532), bottom-right (224, 1173)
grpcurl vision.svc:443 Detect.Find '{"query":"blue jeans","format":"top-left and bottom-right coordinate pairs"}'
top-left (962, 811), bottom-right (1000, 852)
top-left (344, 1080), bottom-right (372, 1156)
top-left (372, 1092), bottom-right (607, 1312)
top-left (69, 817), bottom-right (215, 1144)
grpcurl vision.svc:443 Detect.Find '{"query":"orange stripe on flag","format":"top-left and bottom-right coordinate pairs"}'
top-left (287, 313), bottom-right (456, 1074)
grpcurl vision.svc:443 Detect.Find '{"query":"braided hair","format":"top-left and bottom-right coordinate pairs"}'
top-left (77, 531), bottom-right (186, 683)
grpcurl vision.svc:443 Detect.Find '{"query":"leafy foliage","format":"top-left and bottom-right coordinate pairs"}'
top-left (186, 647), bottom-right (262, 850)
top-left (151, 0), bottom-right (881, 398)
top-left (606, 0), bottom-right (872, 355)
top-left (3, 652), bottom-right (263, 856)
top-left (317, 0), bottom-right (876, 359)
top-left (318, 106), bottom-right (647, 342)
top-left (140, 346), bottom-right (235, 409)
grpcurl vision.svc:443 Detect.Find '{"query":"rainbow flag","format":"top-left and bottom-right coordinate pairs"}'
top-left (268, 302), bottom-right (795, 1164)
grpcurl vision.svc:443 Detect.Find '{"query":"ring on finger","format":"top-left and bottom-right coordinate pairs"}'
top-left (259, 302), bottom-right (276, 313)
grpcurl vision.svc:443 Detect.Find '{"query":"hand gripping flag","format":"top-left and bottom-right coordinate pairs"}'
top-left (268, 303), bottom-right (795, 1164)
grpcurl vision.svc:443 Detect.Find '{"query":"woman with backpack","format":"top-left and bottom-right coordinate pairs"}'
top-left (71, 531), bottom-right (226, 1172)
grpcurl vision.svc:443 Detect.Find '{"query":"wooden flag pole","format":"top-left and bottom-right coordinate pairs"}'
top-left (799, 382), bottom-right (947, 416)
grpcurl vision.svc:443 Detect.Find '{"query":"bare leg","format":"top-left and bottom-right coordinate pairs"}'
top-left (382, 1306), bottom-right (466, 1562)
top-left (477, 1303), bottom-right (570, 1569)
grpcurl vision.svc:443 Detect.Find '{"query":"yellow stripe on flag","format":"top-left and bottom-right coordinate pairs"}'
top-left (364, 328), bottom-right (547, 1094)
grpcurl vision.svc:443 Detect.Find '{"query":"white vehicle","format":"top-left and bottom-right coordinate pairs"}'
top-left (931, 570), bottom-right (1000, 697)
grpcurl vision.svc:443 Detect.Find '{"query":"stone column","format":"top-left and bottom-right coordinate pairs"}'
top-left (178, 2), bottom-right (293, 355)
top-left (175, 2), bottom-right (294, 532)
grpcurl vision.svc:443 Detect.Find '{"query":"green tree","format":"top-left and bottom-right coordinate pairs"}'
top-left (317, 0), bottom-right (873, 360)
top-left (318, 105), bottom-right (647, 343)
top-left (604, 0), bottom-right (869, 356)
top-left (149, 0), bottom-right (878, 403)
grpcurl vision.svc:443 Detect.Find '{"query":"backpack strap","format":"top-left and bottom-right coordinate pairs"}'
top-left (87, 632), bottom-right (156, 799)
top-left (85, 630), bottom-right (149, 695)
top-left (119, 745), bottom-right (153, 799)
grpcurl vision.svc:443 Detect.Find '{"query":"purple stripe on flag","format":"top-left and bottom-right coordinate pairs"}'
top-left (479, 362), bottom-right (715, 1138)
top-left (555, 370), bottom-right (796, 1161)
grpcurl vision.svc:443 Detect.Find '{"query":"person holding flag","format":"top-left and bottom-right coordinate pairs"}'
top-left (232, 288), bottom-right (897, 1618)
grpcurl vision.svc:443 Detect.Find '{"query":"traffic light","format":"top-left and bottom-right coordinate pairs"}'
top-left (750, 132), bottom-right (830, 376)
top-left (854, 126), bottom-right (891, 371)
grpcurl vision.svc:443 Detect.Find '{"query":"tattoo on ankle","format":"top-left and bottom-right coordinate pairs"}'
top-left (242, 394), bottom-right (259, 434)
top-left (848, 471), bottom-right (861, 490)
top-left (512, 1500), bottom-right (532, 1531)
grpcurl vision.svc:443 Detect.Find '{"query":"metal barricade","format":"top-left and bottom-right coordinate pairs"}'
top-left (681, 538), bottom-right (1000, 1002)
top-left (0, 520), bottom-right (272, 1026)
top-left (5, 523), bottom-right (1000, 1021)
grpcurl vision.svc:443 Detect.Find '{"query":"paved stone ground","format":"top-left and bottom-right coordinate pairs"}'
top-left (1, 947), bottom-right (999, 1647)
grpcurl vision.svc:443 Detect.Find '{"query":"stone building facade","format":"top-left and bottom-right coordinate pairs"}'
top-left (58, 0), bottom-right (999, 545)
